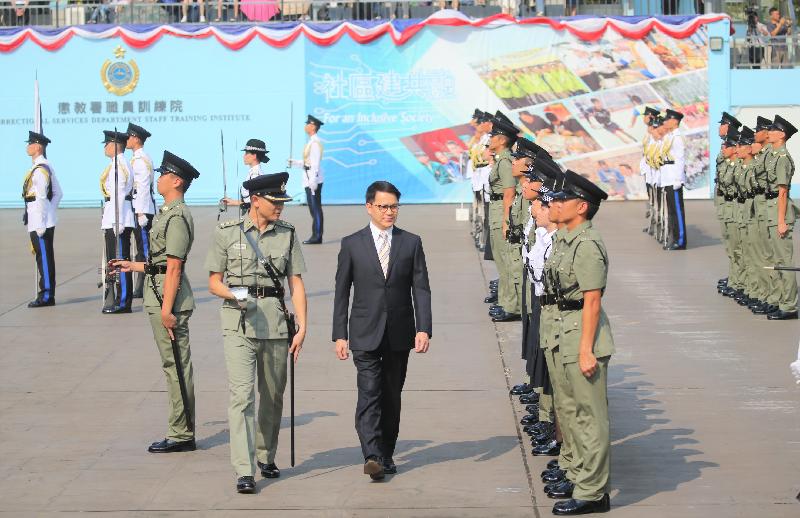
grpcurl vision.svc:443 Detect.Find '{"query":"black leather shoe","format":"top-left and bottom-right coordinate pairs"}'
top-left (236, 476), bottom-right (256, 494)
top-left (484, 294), bottom-right (498, 304)
top-left (27, 299), bottom-right (55, 308)
top-left (148, 438), bottom-right (196, 453)
top-left (528, 421), bottom-right (552, 435)
top-left (532, 440), bottom-right (560, 456)
top-left (519, 392), bottom-right (539, 405)
top-left (489, 303), bottom-right (503, 311)
top-left (303, 237), bottom-right (322, 245)
top-left (737, 296), bottom-right (753, 306)
top-left (520, 414), bottom-right (538, 425)
top-left (489, 279), bottom-right (498, 288)
top-left (532, 432), bottom-right (555, 445)
top-left (752, 302), bottom-right (770, 314)
top-left (552, 494), bottom-right (610, 515)
top-left (382, 457), bottom-right (397, 474)
top-left (510, 383), bottom-right (533, 395)
top-left (718, 277), bottom-right (728, 286)
top-left (767, 309), bottom-right (798, 320)
top-left (364, 457), bottom-right (385, 480)
top-left (492, 311), bottom-right (520, 322)
top-left (103, 305), bottom-right (132, 314)
top-left (257, 461), bottom-right (280, 478)
top-left (763, 304), bottom-right (779, 314)
top-left (547, 459), bottom-right (559, 470)
top-left (667, 244), bottom-right (686, 251)
top-left (542, 468), bottom-right (566, 483)
top-left (525, 404), bottom-right (540, 415)
top-left (546, 479), bottom-right (575, 499)
top-left (719, 287), bottom-right (735, 297)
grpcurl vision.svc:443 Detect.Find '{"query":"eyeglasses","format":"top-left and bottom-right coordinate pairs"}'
top-left (370, 203), bottom-right (400, 213)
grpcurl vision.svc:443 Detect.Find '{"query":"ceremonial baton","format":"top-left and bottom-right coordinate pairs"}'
top-left (113, 128), bottom-right (122, 295)
top-left (218, 129), bottom-right (227, 221)
top-left (764, 266), bottom-right (800, 272)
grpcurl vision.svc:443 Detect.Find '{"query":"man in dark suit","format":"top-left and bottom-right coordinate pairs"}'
top-left (333, 180), bottom-right (433, 481)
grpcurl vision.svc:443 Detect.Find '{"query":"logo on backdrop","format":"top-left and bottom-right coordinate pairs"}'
top-left (101, 46), bottom-right (139, 96)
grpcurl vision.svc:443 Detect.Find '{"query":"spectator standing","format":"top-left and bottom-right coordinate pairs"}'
top-left (767, 7), bottom-right (792, 67)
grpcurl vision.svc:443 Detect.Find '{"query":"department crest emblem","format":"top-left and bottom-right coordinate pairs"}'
top-left (101, 46), bottom-right (139, 96)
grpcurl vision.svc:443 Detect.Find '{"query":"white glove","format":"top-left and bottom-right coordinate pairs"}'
top-left (308, 181), bottom-right (318, 195)
top-left (288, 159), bottom-right (302, 168)
top-left (114, 224), bottom-right (126, 236)
top-left (791, 359), bottom-right (800, 385)
top-left (673, 183), bottom-right (682, 190)
top-left (137, 214), bottom-right (148, 227)
top-left (35, 228), bottom-right (45, 238)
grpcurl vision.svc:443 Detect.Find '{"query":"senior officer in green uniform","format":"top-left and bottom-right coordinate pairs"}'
top-left (206, 173), bottom-right (308, 494)
top-left (110, 150), bottom-right (200, 453)
top-left (545, 170), bottom-right (613, 516)
top-left (764, 115), bottom-right (798, 320)
top-left (487, 112), bottom-right (521, 322)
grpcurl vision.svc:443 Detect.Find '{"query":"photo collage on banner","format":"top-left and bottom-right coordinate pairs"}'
top-left (418, 26), bottom-right (710, 201)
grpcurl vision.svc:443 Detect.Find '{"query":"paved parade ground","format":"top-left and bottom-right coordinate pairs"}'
top-left (1, 201), bottom-right (799, 517)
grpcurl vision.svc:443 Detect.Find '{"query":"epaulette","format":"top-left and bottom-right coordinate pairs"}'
top-left (275, 220), bottom-right (295, 230)
top-left (218, 218), bottom-right (242, 229)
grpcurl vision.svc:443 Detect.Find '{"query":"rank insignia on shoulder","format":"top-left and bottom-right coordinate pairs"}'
top-left (275, 220), bottom-right (295, 230)
top-left (219, 218), bottom-right (242, 229)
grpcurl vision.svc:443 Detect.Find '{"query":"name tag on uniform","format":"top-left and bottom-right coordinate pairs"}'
top-left (229, 243), bottom-right (247, 251)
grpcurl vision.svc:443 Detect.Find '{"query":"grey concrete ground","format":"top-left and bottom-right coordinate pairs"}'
top-left (0, 201), bottom-right (798, 517)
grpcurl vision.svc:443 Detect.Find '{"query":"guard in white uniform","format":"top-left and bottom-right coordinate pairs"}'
top-left (661, 109), bottom-right (687, 250)
top-left (23, 130), bottom-right (62, 308)
top-left (127, 123), bottom-right (156, 298)
top-left (100, 130), bottom-right (136, 314)
top-left (289, 114), bottom-right (324, 244)
top-left (223, 138), bottom-right (269, 214)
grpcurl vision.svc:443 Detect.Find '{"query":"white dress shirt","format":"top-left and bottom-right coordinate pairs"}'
top-left (130, 147), bottom-right (155, 215)
top-left (531, 227), bottom-right (555, 296)
top-left (301, 133), bottom-right (324, 191)
top-left (100, 153), bottom-right (135, 230)
top-left (369, 222), bottom-right (393, 254)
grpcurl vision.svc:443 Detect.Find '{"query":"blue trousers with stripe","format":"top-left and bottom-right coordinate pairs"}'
top-left (29, 227), bottom-right (56, 303)
top-left (665, 185), bottom-right (687, 248)
top-left (133, 213), bottom-right (154, 297)
top-left (304, 184), bottom-right (324, 240)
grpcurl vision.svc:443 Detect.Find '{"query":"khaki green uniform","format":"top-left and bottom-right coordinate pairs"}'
top-left (753, 145), bottom-right (778, 305)
top-left (204, 214), bottom-right (306, 477)
top-left (548, 220), bottom-right (615, 502)
top-left (541, 227), bottom-right (578, 484)
top-left (734, 160), bottom-right (757, 298)
top-left (713, 153), bottom-right (728, 260)
top-left (143, 199), bottom-right (196, 442)
top-left (507, 187), bottom-right (527, 315)
top-left (720, 158), bottom-right (743, 290)
top-left (764, 145), bottom-right (798, 311)
top-left (488, 148), bottom-right (519, 314)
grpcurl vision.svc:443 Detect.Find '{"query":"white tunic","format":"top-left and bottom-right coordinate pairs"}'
top-left (531, 227), bottom-right (555, 296)
top-left (23, 155), bottom-right (62, 231)
top-left (130, 147), bottom-right (155, 215)
top-left (660, 129), bottom-right (686, 188)
top-left (240, 163), bottom-right (265, 204)
top-left (301, 133), bottom-right (324, 190)
top-left (100, 153), bottom-right (135, 230)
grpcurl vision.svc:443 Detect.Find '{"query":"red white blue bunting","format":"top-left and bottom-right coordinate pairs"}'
top-left (0, 10), bottom-right (728, 53)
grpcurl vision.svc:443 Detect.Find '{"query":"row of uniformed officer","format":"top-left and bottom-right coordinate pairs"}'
top-left (715, 112), bottom-right (799, 320)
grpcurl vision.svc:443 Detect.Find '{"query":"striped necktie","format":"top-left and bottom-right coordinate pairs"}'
top-left (378, 230), bottom-right (390, 278)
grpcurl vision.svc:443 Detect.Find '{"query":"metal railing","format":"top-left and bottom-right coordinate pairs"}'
top-left (731, 35), bottom-right (799, 68)
top-left (0, 0), bottom-right (710, 27)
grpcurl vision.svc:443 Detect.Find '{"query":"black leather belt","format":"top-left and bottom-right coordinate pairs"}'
top-left (489, 193), bottom-right (503, 201)
top-left (104, 195), bottom-right (134, 202)
top-left (539, 294), bottom-right (557, 306)
top-left (753, 187), bottom-right (766, 195)
top-left (724, 194), bottom-right (734, 202)
top-left (745, 192), bottom-right (755, 199)
top-left (557, 299), bottom-right (584, 311)
top-left (736, 196), bottom-right (745, 203)
top-left (144, 263), bottom-right (168, 275)
top-left (765, 191), bottom-right (779, 200)
top-left (662, 160), bottom-right (675, 165)
top-left (229, 285), bottom-right (281, 298)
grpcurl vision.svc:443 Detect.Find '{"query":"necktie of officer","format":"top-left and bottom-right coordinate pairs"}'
top-left (378, 230), bottom-right (390, 278)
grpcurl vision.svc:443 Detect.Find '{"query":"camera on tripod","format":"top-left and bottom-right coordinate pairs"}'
top-left (744, 5), bottom-right (759, 31)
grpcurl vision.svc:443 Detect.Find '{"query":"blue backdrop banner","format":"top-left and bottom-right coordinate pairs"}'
top-left (0, 21), bottom-right (713, 207)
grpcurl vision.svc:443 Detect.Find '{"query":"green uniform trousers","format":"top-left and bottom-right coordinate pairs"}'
top-left (505, 241), bottom-right (522, 315)
top-left (564, 356), bottom-right (611, 502)
top-left (489, 201), bottom-right (518, 314)
top-left (725, 222), bottom-right (744, 290)
top-left (538, 391), bottom-right (554, 423)
top-left (544, 346), bottom-right (579, 483)
top-left (746, 217), bottom-right (772, 301)
top-left (223, 333), bottom-right (288, 477)
top-left (147, 308), bottom-right (195, 442)
top-left (767, 225), bottom-right (798, 311)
